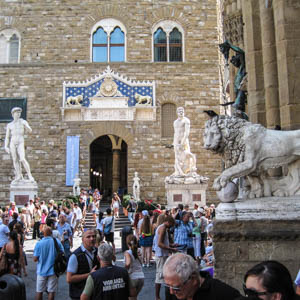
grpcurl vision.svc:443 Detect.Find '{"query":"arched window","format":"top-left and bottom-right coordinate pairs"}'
top-left (91, 19), bottom-right (126, 62)
top-left (152, 21), bottom-right (184, 62)
top-left (161, 103), bottom-right (177, 138)
top-left (0, 29), bottom-right (20, 64)
top-left (93, 28), bottom-right (108, 62)
top-left (169, 28), bottom-right (182, 62)
top-left (110, 27), bottom-right (125, 62)
top-left (154, 28), bottom-right (167, 62)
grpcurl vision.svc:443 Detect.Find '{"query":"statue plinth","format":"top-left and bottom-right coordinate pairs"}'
top-left (213, 196), bottom-right (300, 290)
top-left (165, 181), bottom-right (208, 209)
top-left (215, 196), bottom-right (300, 221)
top-left (10, 180), bottom-right (38, 206)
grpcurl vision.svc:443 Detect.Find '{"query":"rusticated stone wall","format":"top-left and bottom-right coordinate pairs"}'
top-left (0, 0), bottom-right (221, 205)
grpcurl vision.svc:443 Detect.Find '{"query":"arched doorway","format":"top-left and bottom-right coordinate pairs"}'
top-left (90, 135), bottom-right (127, 200)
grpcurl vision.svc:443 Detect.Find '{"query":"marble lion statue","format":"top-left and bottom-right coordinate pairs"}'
top-left (66, 95), bottom-right (83, 106)
top-left (203, 114), bottom-right (300, 198)
top-left (134, 93), bottom-right (152, 105)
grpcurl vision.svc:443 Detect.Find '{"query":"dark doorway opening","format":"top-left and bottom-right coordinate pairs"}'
top-left (90, 135), bottom-right (127, 200)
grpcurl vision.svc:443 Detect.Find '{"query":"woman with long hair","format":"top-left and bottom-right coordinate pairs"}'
top-left (0, 230), bottom-right (25, 276)
top-left (139, 215), bottom-right (153, 267)
top-left (13, 223), bottom-right (27, 276)
top-left (124, 234), bottom-right (144, 300)
top-left (96, 211), bottom-right (104, 238)
top-left (243, 260), bottom-right (299, 300)
top-left (111, 192), bottom-right (120, 218)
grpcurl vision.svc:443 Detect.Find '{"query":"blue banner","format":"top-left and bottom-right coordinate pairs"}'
top-left (66, 136), bottom-right (80, 186)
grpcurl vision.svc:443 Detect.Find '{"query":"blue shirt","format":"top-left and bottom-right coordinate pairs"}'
top-left (57, 222), bottom-right (72, 241)
top-left (34, 236), bottom-right (64, 276)
top-left (174, 220), bottom-right (194, 249)
top-left (0, 224), bottom-right (9, 248)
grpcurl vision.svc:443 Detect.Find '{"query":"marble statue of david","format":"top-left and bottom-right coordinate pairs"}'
top-left (4, 107), bottom-right (35, 182)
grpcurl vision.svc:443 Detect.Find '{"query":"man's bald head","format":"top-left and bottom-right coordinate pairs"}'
top-left (43, 226), bottom-right (52, 237)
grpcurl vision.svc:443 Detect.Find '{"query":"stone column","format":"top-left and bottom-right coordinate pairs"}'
top-left (273, 0), bottom-right (300, 130)
top-left (112, 149), bottom-right (121, 193)
top-left (242, 0), bottom-right (266, 125)
top-left (259, 0), bottom-right (280, 129)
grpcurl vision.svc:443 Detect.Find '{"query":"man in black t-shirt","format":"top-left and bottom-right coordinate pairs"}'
top-left (163, 253), bottom-right (240, 300)
top-left (80, 243), bottom-right (131, 300)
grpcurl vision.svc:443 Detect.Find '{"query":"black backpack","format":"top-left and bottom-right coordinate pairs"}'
top-left (53, 238), bottom-right (67, 277)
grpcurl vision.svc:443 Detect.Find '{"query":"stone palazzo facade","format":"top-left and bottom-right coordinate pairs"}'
top-left (0, 0), bottom-right (220, 205)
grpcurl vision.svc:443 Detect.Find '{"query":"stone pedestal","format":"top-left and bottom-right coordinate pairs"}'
top-left (213, 196), bottom-right (300, 291)
top-left (165, 183), bottom-right (208, 209)
top-left (10, 180), bottom-right (38, 206)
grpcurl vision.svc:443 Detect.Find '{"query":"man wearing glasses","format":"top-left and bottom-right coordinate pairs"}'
top-left (163, 253), bottom-right (240, 300)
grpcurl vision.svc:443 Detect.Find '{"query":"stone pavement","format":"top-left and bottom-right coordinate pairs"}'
top-left (22, 231), bottom-right (160, 300)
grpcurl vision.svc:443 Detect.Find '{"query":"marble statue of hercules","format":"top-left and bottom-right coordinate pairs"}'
top-left (173, 107), bottom-right (197, 176)
top-left (4, 107), bottom-right (34, 182)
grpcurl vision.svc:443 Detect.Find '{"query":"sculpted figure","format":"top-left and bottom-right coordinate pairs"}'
top-left (173, 107), bottom-right (197, 176)
top-left (132, 171), bottom-right (140, 201)
top-left (5, 107), bottom-right (34, 182)
top-left (134, 93), bottom-right (152, 105)
top-left (73, 174), bottom-right (81, 196)
top-left (203, 114), bottom-right (300, 199)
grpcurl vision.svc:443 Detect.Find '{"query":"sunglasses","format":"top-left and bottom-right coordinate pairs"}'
top-left (243, 284), bottom-right (269, 298)
top-left (164, 276), bottom-right (192, 293)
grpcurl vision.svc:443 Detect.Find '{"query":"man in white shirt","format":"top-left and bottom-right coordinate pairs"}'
top-left (73, 203), bottom-right (83, 236)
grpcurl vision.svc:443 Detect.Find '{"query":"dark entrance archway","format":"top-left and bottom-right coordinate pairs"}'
top-left (90, 135), bottom-right (127, 199)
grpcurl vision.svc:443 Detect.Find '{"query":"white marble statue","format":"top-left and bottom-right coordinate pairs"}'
top-left (4, 107), bottom-right (35, 182)
top-left (132, 171), bottom-right (140, 201)
top-left (203, 114), bottom-right (300, 200)
top-left (173, 107), bottom-right (197, 176)
top-left (73, 173), bottom-right (81, 196)
top-left (134, 93), bottom-right (152, 106)
top-left (165, 107), bottom-right (208, 185)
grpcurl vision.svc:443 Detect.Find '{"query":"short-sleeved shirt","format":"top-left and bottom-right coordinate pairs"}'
top-left (33, 236), bottom-right (64, 276)
top-left (103, 216), bottom-right (115, 232)
top-left (0, 224), bottom-right (9, 247)
top-left (73, 207), bottom-right (82, 220)
top-left (67, 245), bottom-right (97, 273)
top-left (57, 222), bottom-right (72, 241)
top-left (82, 265), bottom-right (130, 300)
top-left (174, 220), bottom-right (194, 249)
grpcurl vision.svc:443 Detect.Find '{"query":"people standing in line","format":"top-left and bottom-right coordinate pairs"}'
top-left (124, 234), bottom-right (144, 300)
top-left (67, 229), bottom-right (99, 300)
top-left (111, 192), bottom-right (121, 218)
top-left (139, 215), bottom-right (153, 268)
top-left (33, 226), bottom-right (64, 300)
top-left (33, 204), bottom-right (42, 240)
top-left (0, 216), bottom-right (9, 252)
top-left (154, 215), bottom-right (177, 300)
top-left (163, 253), bottom-right (240, 300)
top-left (57, 214), bottom-right (73, 259)
top-left (80, 243), bottom-right (131, 300)
top-left (102, 208), bottom-right (116, 254)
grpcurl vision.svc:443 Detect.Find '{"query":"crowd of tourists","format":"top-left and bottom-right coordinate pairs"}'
top-left (0, 190), bottom-right (300, 300)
